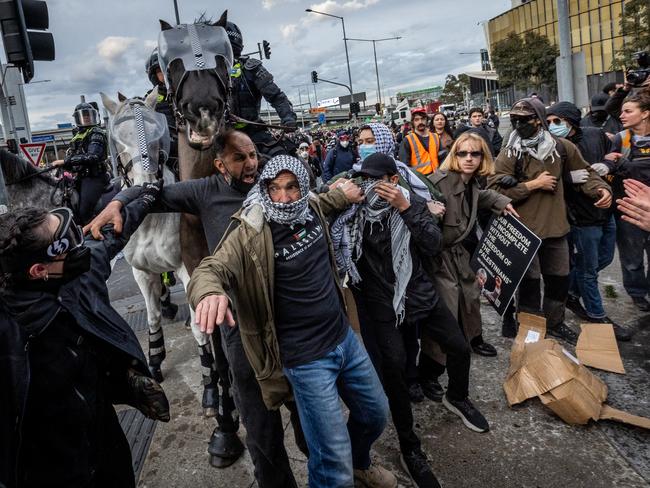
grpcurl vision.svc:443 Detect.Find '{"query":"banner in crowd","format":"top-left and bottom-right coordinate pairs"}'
top-left (470, 214), bottom-right (541, 315)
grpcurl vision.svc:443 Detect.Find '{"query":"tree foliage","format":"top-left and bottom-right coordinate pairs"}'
top-left (491, 31), bottom-right (559, 91)
top-left (612, 0), bottom-right (650, 70)
top-left (441, 74), bottom-right (469, 105)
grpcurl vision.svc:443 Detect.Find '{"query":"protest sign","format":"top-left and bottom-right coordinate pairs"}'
top-left (470, 214), bottom-right (541, 315)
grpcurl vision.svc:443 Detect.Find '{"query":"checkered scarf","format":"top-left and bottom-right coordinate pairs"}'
top-left (245, 155), bottom-right (313, 225)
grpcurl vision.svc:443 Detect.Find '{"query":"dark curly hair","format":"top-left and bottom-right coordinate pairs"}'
top-left (0, 207), bottom-right (52, 287)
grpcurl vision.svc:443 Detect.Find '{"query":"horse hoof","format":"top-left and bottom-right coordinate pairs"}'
top-left (149, 365), bottom-right (164, 383)
top-left (161, 301), bottom-right (179, 320)
top-left (208, 430), bottom-right (244, 468)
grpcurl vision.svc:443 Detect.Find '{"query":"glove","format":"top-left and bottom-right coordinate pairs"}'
top-left (591, 163), bottom-right (609, 176)
top-left (499, 175), bottom-right (519, 188)
top-left (127, 368), bottom-right (170, 422)
top-left (140, 179), bottom-right (163, 209)
top-left (570, 169), bottom-right (589, 184)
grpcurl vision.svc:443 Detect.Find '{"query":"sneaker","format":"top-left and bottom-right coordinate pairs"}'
top-left (353, 464), bottom-right (397, 488)
top-left (472, 342), bottom-right (497, 357)
top-left (587, 316), bottom-right (633, 342)
top-left (546, 323), bottom-right (579, 345)
top-left (632, 296), bottom-right (650, 312)
top-left (442, 394), bottom-right (489, 433)
top-left (408, 382), bottom-right (425, 403)
top-left (400, 450), bottom-right (441, 488)
top-left (420, 379), bottom-right (444, 402)
top-left (501, 312), bottom-right (518, 338)
top-left (566, 295), bottom-right (589, 320)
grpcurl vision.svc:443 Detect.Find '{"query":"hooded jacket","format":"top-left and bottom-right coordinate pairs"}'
top-left (322, 139), bottom-right (356, 183)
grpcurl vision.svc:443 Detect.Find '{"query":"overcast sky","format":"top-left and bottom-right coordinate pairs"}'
top-left (21, 0), bottom-right (511, 130)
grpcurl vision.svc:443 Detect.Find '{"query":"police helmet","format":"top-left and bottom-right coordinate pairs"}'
top-left (146, 48), bottom-right (162, 86)
top-left (73, 102), bottom-right (100, 128)
top-left (225, 22), bottom-right (243, 58)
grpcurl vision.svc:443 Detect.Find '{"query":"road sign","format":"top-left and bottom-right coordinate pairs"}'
top-left (318, 113), bottom-right (326, 124)
top-left (19, 142), bottom-right (46, 166)
top-left (309, 107), bottom-right (327, 114)
top-left (32, 134), bottom-right (55, 142)
top-left (317, 97), bottom-right (339, 108)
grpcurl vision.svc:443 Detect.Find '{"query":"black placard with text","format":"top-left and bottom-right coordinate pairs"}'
top-left (470, 214), bottom-right (542, 315)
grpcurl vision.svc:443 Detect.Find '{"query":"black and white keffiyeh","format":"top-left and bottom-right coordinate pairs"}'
top-left (245, 155), bottom-right (313, 225)
top-left (506, 128), bottom-right (559, 163)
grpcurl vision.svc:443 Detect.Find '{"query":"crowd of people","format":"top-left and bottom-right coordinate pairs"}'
top-left (1, 15), bottom-right (649, 488)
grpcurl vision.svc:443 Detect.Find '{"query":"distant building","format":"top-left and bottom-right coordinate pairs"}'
top-left (488, 0), bottom-right (626, 99)
top-left (395, 86), bottom-right (443, 103)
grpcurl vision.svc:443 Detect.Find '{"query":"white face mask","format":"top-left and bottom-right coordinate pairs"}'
top-left (340, 140), bottom-right (350, 148)
top-left (299, 150), bottom-right (309, 159)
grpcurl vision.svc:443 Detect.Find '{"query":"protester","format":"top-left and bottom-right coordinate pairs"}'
top-left (580, 93), bottom-right (623, 139)
top-left (429, 132), bottom-right (516, 362)
top-left (322, 130), bottom-right (356, 182)
top-left (0, 190), bottom-right (169, 488)
top-left (399, 108), bottom-right (440, 176)
top-left (87, 130), bottom-right (305, 484)
top-left (546, 102), bottom-right (631, 341)
top-left (454, 107), bottom-right (502, 156)
top-left (488, 98), bottom-right (612, 344)
top-left (617, 179), bottom-right (650, 231)
top-left (431, 112), bottom-right (455, 156)
top-left (297, 141), bottom-right (322, 185)
top-left (601, 92), bottom-right (650, 310)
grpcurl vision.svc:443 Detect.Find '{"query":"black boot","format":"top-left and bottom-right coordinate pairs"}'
top-left (199, 343), bottom-right (218, 417)
top-left (207, 427), bottom-right (244, 468)
top-left (160, 285), bottom-right (178, 320)
top-left (148, 328), bottom-right (166, 383)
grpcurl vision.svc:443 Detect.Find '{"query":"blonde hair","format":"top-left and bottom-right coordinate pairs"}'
top-left (440, 131), bottom-right (495, 176)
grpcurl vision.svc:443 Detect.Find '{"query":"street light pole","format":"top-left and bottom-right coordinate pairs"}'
top-left (345, 36), bottom-right (401, 106)
top-left (172, 0), bottom-right (181, 25)
top-left (305, 9), bottom-right (354, 103)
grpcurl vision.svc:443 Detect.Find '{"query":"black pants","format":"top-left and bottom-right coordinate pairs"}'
top-left (77, 173), bottom-right (109, 225)
top-left (354, 295), bottom-right (421, 455)
top-left (220, 325), bottom-right (303, 488)
top-left (412, 299), bottom-right (472, 402)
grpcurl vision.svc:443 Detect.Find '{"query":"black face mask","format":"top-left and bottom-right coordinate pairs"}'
top-left (591, 111), bottom-right (608, 123)
top-left (514, 120), bottom-right (540, 139)
top-left (13, 246), bottom-right (91, 292)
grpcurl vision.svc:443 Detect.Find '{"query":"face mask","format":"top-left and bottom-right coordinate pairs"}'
top-left (364, 181), bottom-right (391, 211)
top-left (340, 140), bottom-right (350, 148)
top-left (359, 144), bottom-right (377, 161)
top-left (514, 120), bottom-right (539, 139)
top-left (54, 246), bottom-right (92, 283)
top-left (592, 111), bottom-right (608, 123)
top-left (299, 150), bottom-right (309, 159)
top-left (549, 121), bottom-right (571, 138)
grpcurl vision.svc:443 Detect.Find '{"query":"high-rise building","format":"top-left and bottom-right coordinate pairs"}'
top-left (488, 0), bottom-right (626, 94)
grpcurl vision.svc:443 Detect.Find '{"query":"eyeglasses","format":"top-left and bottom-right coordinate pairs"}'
top-left (456, 151), bottom-right (483, 159)
top-left (547, 118), bottom-right (564, 126)
top-left (510, 115), bottom-right (536, 124)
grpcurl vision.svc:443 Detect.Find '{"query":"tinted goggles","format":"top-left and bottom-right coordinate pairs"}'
top-left (510, 114), bottom-right (536, 125)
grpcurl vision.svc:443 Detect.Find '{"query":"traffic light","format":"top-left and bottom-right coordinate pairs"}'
top-left (262, 40), bottom-right (271, 59)
top-left (375, 103), bottom-right (381, 114)
top-left (311, 70), bottom-right (318, 83)
top-left (0, 0), bottom-right (55, 83)
top-left (350, 102), bottom-right (360, 115)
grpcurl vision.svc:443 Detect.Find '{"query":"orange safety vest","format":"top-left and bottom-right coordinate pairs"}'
top-left (406, 132), bottom-right (440, 175)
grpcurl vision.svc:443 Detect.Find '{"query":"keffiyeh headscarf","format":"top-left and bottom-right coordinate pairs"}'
top-left (245, 155), bottom-right (313, 225)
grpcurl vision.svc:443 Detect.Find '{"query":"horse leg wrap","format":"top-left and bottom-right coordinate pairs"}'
top-left (160, 284), bottom-right (179, 320)
top-left (148, 328), bottom-right (166, 383)
top-left (199, 343), bottom-right (218, 417)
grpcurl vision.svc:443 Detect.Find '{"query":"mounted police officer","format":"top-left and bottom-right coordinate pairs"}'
top-left (53, 102), bottom-right (110, 225)
top-left (145, 48), bottom-right (179, 180)
top-left (226, 21), bottom-right (298, 159)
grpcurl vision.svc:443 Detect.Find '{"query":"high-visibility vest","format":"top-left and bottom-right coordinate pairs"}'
top-left (406, 132), bottom-right (439, 175)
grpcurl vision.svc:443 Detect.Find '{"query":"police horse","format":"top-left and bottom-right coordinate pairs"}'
top-left (101, 91), bottom-right (221, 417)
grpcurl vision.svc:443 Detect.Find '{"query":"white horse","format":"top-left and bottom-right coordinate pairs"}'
top-left (101, 90), bottom-right (218, 416)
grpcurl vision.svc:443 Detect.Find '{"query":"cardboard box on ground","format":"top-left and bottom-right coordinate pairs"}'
top-left (503, 312), bottom-right (650, 429)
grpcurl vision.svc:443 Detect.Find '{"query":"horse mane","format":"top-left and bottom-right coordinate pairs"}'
top-left (194, 13), bottom-right (212, 24)
top-left (0, 150), bottom-right (56, 186)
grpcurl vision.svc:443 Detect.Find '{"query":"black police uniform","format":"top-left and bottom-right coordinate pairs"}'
top-left (230, 56), bottom-right (297, 154)
top-left (65, 125), bottom-right (110, 225)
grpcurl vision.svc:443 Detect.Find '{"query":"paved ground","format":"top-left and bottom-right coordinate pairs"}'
top-left (108, 253), bottom-right (650, 488)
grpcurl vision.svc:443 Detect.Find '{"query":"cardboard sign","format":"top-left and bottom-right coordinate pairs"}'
top-left (576, 323), bottom-right (626, 374)
top-left (470, 214), bottom-right (541, 315)
top-left (19, 143), bottom-right (46, 167)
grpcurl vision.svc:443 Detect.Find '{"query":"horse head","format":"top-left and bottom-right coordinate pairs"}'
top-left (158, 10), bottom-right (232, 150)
top-left (101, 89), bottom-right (171, 186)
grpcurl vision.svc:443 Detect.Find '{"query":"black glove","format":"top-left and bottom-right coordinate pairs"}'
top-left (283, 120), bottom-right (297, 129)
top-left (140, 179), bottom-right (163, 209)
top-left (127, 368), bottom-right (170, 422)
top-left (499, 175), bottom-right (519, 188)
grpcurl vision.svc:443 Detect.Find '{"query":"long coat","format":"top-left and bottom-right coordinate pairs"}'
top-left (425, 170), bottom-right (510, 363)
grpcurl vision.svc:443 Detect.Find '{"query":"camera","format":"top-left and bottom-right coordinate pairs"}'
top-left (626, 51), bottom-right (650, 87)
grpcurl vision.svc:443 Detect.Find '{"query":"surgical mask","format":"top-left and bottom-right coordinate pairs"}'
top-left (514, 120), bottom-right (539, 139)
top-left (359, 144), bottom-right (377, 161)
top-left (299, 150), bottom-right (309, 159)
top-left (549, 122), bottom-right (571, 138)
top-left (340, 140), bottom-right (350, 148)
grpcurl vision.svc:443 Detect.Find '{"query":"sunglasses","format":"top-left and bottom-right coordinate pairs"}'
top-left (456, 151), bottom-right (483, 159)
top-left (547, 117), bottom-right (564, 126)
top-left (510, 115), bottom-right (536, 124)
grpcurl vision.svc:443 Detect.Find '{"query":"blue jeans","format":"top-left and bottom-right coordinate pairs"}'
top-left (283, 328), bottom-right (389, 488)
top-left (569, 216), bottom-right (617, 318)
top-left (616, 215), bottom-right (650, 298)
